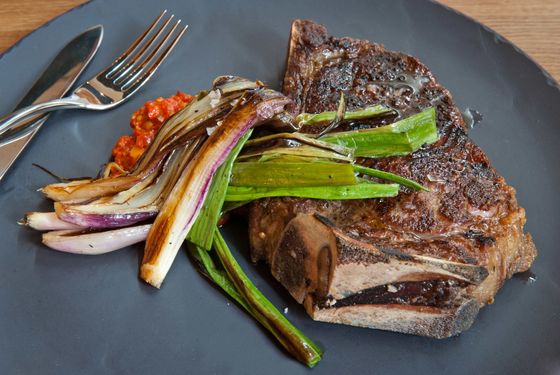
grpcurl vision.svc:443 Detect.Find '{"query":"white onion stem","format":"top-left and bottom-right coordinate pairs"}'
top-left (42, 224), bottom-right (151, 255)
top-left (21, 212), bottom-right (83, 231)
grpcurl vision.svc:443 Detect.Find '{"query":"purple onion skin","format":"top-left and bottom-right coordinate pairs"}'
top-left (22, 212), bottom-right (84, 231)
top-left (56, 210), bottom-right (157, 229)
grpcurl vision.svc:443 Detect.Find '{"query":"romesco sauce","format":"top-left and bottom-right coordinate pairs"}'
top-left (111, 92), bottom-right (193, 174)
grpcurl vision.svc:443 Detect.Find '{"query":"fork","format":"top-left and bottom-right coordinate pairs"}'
top-left (0, 10), bottom-right (187, 139)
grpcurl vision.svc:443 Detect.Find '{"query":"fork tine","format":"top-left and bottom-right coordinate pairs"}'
top-left (120, 22), bottom-right (188, 92)
top-left (117, 20), bottom-right (181, 83)
top-left (110, 14), bottom-right (175, 82)
top-left (104, 10), bottom-right (168, 78)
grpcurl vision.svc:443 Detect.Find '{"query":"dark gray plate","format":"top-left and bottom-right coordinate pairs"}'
top-left (1, 0), bottom-right (559, 374)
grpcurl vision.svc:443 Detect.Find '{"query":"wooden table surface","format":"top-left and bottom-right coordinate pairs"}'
top-left (0, 0), bottom-right (558, 81)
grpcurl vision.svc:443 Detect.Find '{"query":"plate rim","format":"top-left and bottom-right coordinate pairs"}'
top-left (1, 0), bottom-right (558, 92)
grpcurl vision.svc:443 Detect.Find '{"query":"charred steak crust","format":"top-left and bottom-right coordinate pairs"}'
top-left (249, 20), bottom-right (537, 338)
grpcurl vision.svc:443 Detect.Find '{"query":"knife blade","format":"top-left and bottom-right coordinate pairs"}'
top-left (0, 25), bottom-right (104, 182)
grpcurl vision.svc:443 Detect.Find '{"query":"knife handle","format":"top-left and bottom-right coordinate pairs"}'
top-left (0, 113), bottom-right (47, 142)
top-left (0, 95), bottom-right (87, 139)
top-left (0, 116), bottom-right (47, 182)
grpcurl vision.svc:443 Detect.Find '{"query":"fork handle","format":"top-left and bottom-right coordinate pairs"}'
top-left (0, 94), bottom-right (90, 140)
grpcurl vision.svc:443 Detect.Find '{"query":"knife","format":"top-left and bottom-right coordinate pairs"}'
top-left (0, 25), bottom-right (104, 182)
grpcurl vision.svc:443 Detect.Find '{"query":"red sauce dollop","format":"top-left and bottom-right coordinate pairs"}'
top-left (111, 92), bottom-right (193, 173)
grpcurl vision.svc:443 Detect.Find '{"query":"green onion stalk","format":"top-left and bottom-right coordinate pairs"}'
top-left (186, 130), bottom-right (323, 367)
top-left (225, 182), bottom-right (399, 201)
top-left (295, 104), bottom-right (394, 126)
top-left (230, 161), bottom-right (357, 187)
top-left (353, 164), bottom-right (429, 192)
top-left (319, 107), bottom-right (438, 158)
top-left (213, 229), bottom-right (322, 367)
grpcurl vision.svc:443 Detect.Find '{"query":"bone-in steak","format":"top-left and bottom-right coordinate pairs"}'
top-left (248, 20), bottom-right (537, 338)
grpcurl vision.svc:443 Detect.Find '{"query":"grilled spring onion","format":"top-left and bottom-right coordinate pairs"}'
top-left (239, 146), bottom-right (354, 163)
top-left (238, 132), bottom-right (354, 163)
top-left (353, 164), bottom-right (429, 192)
top-left (319, 107), bottom-right (438, 157)
top-left (295, 104), bottom-right (393, 127)
top-left (41, 224), bottom-right (151, 255)
top-left (243, 132), bottom-right (353, 156)
top-left (317, 91), bottom-right (347, 136)
top-left (231, 159), bottom-right (427, 192)
top-left (187, 130), bottom-right (253, 250)
top-left (212, 229), bottom-right (323, 367)
top-left (130, 77), bottom-right (262, 175)
top-left (51, 140), bottom-right (203, 229)
top-left (41, 77), bottom-right (260, 204)
top-left (141, 90), bottom-right (291, 288)
top-left (190, 243), bottom-right (248, 308)
top-left (230, 161), bottom-right (357, 187)
top-left (21, 212), bottom-right (83, 231)
top-left (225, 182), bottom-right (399, 201)
top-left (40, 174), bottom-right (143, 203)
top-left (189, 241), bottom-right (323, 368)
